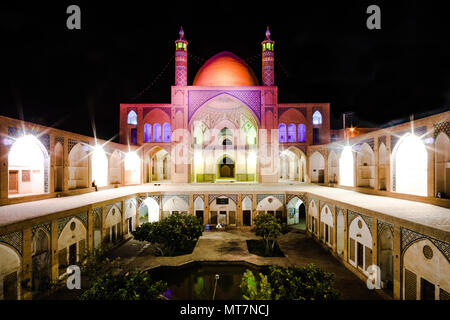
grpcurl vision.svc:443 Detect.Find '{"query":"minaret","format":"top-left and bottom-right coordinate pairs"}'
top-left (175, 26), bottom-right (188, 86)
top-left (261, 26), bottom-right (275, 86)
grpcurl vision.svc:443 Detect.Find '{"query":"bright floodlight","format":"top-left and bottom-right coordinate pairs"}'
top-left (394, 134), bottom-right (427, 196)
top-left (124, 152), bottom-right (140, 184)
top-left (9, 135), bottom-right (45, 168)
top-left (91, 145), bottom-right (108, 187)
top-left (339, 145), bottom-right (354, 187)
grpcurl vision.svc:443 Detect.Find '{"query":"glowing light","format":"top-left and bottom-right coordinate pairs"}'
top-left (9, 135), bottom-right (45, 169)
top-left (124, 152), bottom-right (141, 185)
top-left (247, 152), bottom-right (257, 173)
top-left (394, 134), bottom-right (427, 196)
top-left (8, 135), bottom-right (45, 194)
top-left (339, 145), bottom-right (354, 187)
top-left (91, 145), bottom-right (108, 187)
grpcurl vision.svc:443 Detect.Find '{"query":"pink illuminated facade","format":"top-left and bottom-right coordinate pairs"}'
top-left (119, 27), bottom-right (331, 184)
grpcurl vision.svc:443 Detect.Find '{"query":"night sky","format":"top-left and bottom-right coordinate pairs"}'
top-left (2, 1), bottom-right (449, 142)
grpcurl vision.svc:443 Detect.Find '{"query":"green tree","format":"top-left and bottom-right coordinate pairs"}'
top-left (80, 271), bottom-right (167, 300)
top-left (80, 244), bottom-right (122, 282)
top-left (253, 213), bottom-right (281, 256)
top-left (240, 269), bottom-right (272, 300)
top-left (132, 213), bottom-right (203, 256)
top-left (240, 264), bottom-right (339, 300)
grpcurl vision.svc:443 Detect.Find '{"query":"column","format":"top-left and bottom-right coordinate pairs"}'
top-left (371, 218), bottom-right (378, 268)
top-left (343, 209), bottom-right (349, 262)
top-left (374, 138), bottom-right (380, 190)
top-left (393, 225), bottom-right (402, 300)
top-left (189, 194), bottom-right (194, 215)
top-left (63, 137), bottom-right (69, 192)
top-left (385, 135), bottom-right (392, 192)
top-left (331, 205), bottom-right (337, 252)
top-left (50, 219), bottom-right (59, 282)
top-left (87, 207), bottom-right (94, 252)
top-left (204, 194), bottom-right (210, 225)
top-left (49, 135), bottom-right (55, 193)
top-left (0, 142), bottom-right (9, 201)
top-left (237, 194), bottom-right (242, 226)
top-left (22, 228), bottom-right (33, 300)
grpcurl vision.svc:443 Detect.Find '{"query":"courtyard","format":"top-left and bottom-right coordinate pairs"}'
top-left (107, 228), bottom-right (383, 300)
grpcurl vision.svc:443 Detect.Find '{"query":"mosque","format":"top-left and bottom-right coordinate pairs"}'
top-left (0, 27), bottom-right (448, 301)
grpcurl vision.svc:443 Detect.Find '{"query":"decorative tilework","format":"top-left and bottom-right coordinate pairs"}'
top-left (76, 211), bottom-right (88, 228)
top-left (188, 90), bottom-right (261, 122)
top-left (106, 202), bottom-right (122, 217)
top-left (347, 210), bottom-right (372, 231)
top-left (68, 138), bottom-right (89, 153)
top-left (193, 194), bottom-right (204, 203)
top-left (162, 194), bottom-right (189, 206)
top-left (378, 136), bottom-right (386, 147)
top-left (354, 138), bottom-right (374, 151)
top-left (256, 194), bottom-right (285, 205)
top-left (208, 194), bottom-right (238, 205)
top-left (0, 230), bottom-right (23, 256)
top-left (377, 220), bottom-right (394, 236)
top-left (58, 216), bottom-right (72, 236)
top-left (55, 136), bottom-right (64, 147)
top-left (391, 126), bottom-right (427, 150)
top-left (434, 121), bottom-right (450, 138)
top-left (32, 222), bottom-right (51, 237)
top-left (286, 193), bottom-right (307, 205)
top-left (319, 201), bottom-right (333, 213)
top-left (58, 212), bottom-right (88, 236)
top-left (401, 228), bottom-right (450, 261)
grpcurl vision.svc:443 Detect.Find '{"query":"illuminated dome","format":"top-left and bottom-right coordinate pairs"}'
top-left (193, 51), bottom-right (258, 86)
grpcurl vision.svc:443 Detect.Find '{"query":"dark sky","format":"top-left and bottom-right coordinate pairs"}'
top-left (2, 1), bottom-right (449, 141)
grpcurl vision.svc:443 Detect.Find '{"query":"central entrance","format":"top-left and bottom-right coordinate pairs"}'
top-left (217, 156), bottom-right (235, 180)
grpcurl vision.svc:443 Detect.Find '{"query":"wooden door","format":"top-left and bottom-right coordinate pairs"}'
top-left (8, 170), bottom-right (19, 194)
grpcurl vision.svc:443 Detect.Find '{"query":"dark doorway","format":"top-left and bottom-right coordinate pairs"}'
top-left (276, 210), bottom-right (283, 222)
top-left (357, 242), bottom-right (364, 269)
top-left (243, 210), bottom-right (251, 226)
top-left (313, 128), bottom-right (320, 144)
top-left (69, 243), bottom-right (77, 265)
top-left (196, 210), bottom-right (204, 224)
top-left (318, 169), bottom-right (324, 183)
top-left (210, 211), bottom-right (218, 224)
top-left (3, 272), bottom-right (18, 300)
top-left (298, 203), bottom-right (306, 229)
top-left (421, 278), bottom-right (435, 300)
top-left (219, 157), bottom-right (234, 178)
top-left (111, 225), bottom-right (116, 243)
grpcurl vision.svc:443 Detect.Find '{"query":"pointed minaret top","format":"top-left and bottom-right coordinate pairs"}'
top-left (265, 26), bottom-right (271, 40)
top-left (179, 26), bottom-right (184, 40)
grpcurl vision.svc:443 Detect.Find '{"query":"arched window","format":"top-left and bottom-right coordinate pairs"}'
top-left (278, 123), bottom-right (287, 143)
top-left (288, 124), bottom-right (296, 142)
top-left (298, 124), bottom-right (306, 142)
top-left (312, 111), bottom-right (322, 125)
top-left (144, 123), bottom-right (152, 143)
top-left (153, 123), bottom-right (161, 142)
top-left (162, 123), bottom-right (171, 143)
top-left (127, 110), bottom-right (137, 125)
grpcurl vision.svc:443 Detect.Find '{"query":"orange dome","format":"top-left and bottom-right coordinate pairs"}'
top-left (193, 51), bottom-right (258, 86)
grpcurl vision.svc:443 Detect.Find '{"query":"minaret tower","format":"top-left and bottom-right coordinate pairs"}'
top-left (261, 26), bottom-right (275, 86)
top-left (175, 26), bottom-right (188, 86)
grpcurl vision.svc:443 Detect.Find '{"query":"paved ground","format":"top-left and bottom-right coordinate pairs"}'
top-left (109, 229), bottom-right (384, 300)
top-left (1, 183), bottom-right (449, 236)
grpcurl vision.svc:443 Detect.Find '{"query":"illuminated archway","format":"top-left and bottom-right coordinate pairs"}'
top-left (0, 243), bottom-right (21, 300)
top-left (68, 143), bottom-right (88, 190)
top-left (339, 146), bottom-right (354, 187)
top-left (309, 152), bottom-right (324, 183)
top-left (139, 197), bottom-right (160, 224)
top-left (124, 152), bottom-right (140, 185)
top-left (392, 134), bottom-right (427, 196)
top-left (357, 143), bottom-right (375, 188)
top-left (91, 145), bottom-right (108, 187)
top-left (8, 135), bottom-right (48, 196)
